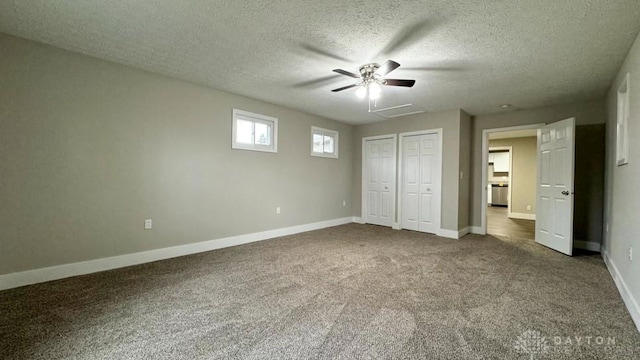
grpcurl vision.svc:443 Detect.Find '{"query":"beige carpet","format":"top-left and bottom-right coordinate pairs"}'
top-left (1, 224), bottom-right (639, 359)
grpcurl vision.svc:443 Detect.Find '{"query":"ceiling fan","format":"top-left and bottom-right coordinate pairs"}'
top-left (331, 60), bottom-right (415, 101)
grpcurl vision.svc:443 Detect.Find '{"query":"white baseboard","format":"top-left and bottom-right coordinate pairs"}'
top-left (437, 228), bottom-right (460, 239)
top-left (470, 226), bottom-right (484, 235)
top-left (509, 212), bottom-right (536, 220)
top-left (352, 217), bottom-right (365, 224)
top-left (602, 251), bottom-right (640, 332)
top-left (574, 240), bottom-right (601, 253)
top-left (438, 227), bottom-right (470, 239)
top-left (392, 222), bottom-right (401, 230)
top-left (0, 217), bottom-right (354, 291)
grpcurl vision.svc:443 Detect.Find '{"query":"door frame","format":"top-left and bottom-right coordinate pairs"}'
top-left (362, 134), bottom-right (397, 227)
top-left (480, 124), bottom-right (544, 235)
top-left (488, 146), bottom-right (512, 214)
top-left (398, 129), bottom-right (443, 234)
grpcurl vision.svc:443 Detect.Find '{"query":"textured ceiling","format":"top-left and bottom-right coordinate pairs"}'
top-left (1, 1), bottom-right (639, 124)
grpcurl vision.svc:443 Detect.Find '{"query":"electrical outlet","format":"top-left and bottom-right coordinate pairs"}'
top-left (276, 207), bottom-right (281, 214)
top-left (606, 222), bottom-right (609, 233)
top-left (342, 200), bottom-right (346, 207)
top-left (144, 219), bottom-right (152, 230)
top-left (526, 205), bottom-right (532, 211)
top-left (459, 172), bottom-right (464, 180)
top-left (629, 247), bottom-right (633, 261)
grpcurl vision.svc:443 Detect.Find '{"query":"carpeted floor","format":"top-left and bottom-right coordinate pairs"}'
top-left (1, 224), bottom-right (639, 359)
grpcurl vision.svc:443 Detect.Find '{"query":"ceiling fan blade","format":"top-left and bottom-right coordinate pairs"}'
top-left (300, 44), bottom-right (351, 62)
top-left (293, 74), bottom-right (342, 88)
top-left (301, 44), bottom-right (351, 62)
top-left (383, 79), bottom-right (416, 87)
top-left (401, 67), bottom-right (463, 72)
top-left (331, 84), bottom-right (358, 92)
top-left (375, 60), bottom-right (401, 76)
top-left (333, 69), bottom-right (360, 78)
top-left (376, 19), bottom-right (443, 58)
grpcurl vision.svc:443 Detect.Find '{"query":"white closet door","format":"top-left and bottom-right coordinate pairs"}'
top-left (418, 134), bottom-right (438, 233)
top-left (402, 133), bottom-right (441, 234)
top-left (364, 138), bottom-right (395, 227)
top-left (402, 136), bottom-right (420, 231)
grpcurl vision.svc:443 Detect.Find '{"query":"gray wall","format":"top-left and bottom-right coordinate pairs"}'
top-left (0, 29), bottom-right (625, 289)
top-left (351, 110), bottom-right (464, 232)
top-left (458, 111), bottom-right (471, 229)
top-left (0, 34), bottom-right (353, 275)
top-left (604, 31), bottom-right (640, 314)
top-left (470, 100), bottom-right (607, 232)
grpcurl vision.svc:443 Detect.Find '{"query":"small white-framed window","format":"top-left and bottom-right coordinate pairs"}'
top-left (232, 109), bottom-right (278, 153)
top-left (311, 126), bottom-right (339, 158)
top-left (616, 73), bottom-right (630, 166)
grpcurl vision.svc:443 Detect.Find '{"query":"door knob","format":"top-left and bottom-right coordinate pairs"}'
top-left (561, 191), bottom-right (570, 196)
top-left (385, 186), bottom-right (388, 190)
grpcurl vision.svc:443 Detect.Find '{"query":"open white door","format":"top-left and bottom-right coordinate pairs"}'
top-left (535, 117), bottom-right (575, 255)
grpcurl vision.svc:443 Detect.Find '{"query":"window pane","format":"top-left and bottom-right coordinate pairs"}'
top-left (232, 109), bottom-right (278, 152)
top-left (313, 133), bottom-right (323, 153)
top-left (323, 135), bottom-right (334, 153)
top-left (255, 122), bottom-right (270, 146)
top-left (236, 119), bottom-right (253, 144)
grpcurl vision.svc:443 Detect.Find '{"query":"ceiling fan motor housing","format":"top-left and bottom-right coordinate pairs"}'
top-left (360, 63), bottom-right (381, 84)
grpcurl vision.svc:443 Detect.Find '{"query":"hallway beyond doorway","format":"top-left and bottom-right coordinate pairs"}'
top-left (487, 206), bottom-right (535, 240)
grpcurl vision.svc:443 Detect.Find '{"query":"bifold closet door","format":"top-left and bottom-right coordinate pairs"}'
top-left (364, 138), bottom-right (395, 227)
top-left (402, 133), bottom-right (440, 233)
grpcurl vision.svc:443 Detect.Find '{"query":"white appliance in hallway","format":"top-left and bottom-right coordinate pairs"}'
top-left (401, 132), bottom-right (441, 233)
top-left (363, 136), bottom-right (396, 227)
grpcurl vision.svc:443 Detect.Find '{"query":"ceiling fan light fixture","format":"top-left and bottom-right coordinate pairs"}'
top-left (369, 82), bottom-right (382, 100)
top-left (355, 85), bottom-right (367, 99)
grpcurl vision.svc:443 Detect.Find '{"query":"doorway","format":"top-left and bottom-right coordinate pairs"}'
top-left (482, 126), bottom-right (540, 240)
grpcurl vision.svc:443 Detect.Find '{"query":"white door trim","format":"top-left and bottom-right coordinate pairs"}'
top-left (362, 134), bottom-right (397, 227)
top-left (481, 124), bottom-right (544, 235)
top-left (398, 129), bottom-right (443, 235)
